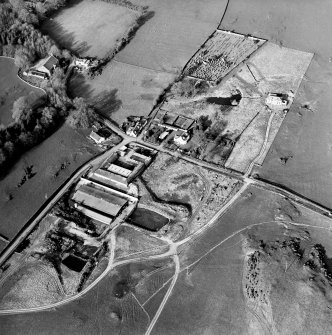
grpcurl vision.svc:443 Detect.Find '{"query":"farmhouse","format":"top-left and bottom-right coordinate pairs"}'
top-left (75, 58), bottom-right (90, 68)
top-left (33, 55), bottom-right (58, 77)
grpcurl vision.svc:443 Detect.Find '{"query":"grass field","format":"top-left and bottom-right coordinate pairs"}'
top-left (220, 0), bottom-right (332, 209)
top-left (42, 0), bottom-right (142, 58)
top-left (0, 58), bottom-right (45, 126)
top-left (114, 0), bottom-right (229, 72)
top-left (0, 125), bottom-right (100, 240)
top-left (68, 61), bottom-right (176, 125)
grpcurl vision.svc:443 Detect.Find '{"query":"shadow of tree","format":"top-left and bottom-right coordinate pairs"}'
top-left (92, 89), bottom-right (122, 120)
top-left (41, 17), bottom-right (91, 56)
top-left (67, 73), bottom-right (122, 122)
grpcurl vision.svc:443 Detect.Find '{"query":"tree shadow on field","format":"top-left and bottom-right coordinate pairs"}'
top-left (67, 74), bottom-right (122, 122)
top-left (92, 89), bottom-right (122, 120)
top-left (67, 73), bottom-right (92, 99)
top-left (41, 20), bottom-right (91, 56)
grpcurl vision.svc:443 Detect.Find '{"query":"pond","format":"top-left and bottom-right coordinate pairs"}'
top-left (128, 207), bottom-right (169, 231)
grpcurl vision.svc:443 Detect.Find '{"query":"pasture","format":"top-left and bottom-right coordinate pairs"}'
top-left (42, 0), bottom-right (142, 58)
top-left (0, 58), bottom-right (45, 126)
top-left (68, 61), bottom-right (176, 125)
top-left (114, 0), bottom-right (229, 72)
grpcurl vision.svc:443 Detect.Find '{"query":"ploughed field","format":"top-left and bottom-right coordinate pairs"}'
top-left (0, 58), bottom-right (45, 126)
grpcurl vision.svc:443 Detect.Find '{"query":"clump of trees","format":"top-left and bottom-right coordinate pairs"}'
top-left (169, 77), bottom-right (210, 98)
top-left (66, 98), bottom-right (97, 129)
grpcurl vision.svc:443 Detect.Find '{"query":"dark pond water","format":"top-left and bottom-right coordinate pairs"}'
top-left (62, 254), bottom-right (87, 272)
top-left (129, 207), bottom-right (169, 231)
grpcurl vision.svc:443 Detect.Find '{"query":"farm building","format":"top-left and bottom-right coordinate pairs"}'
top-left (24, 70), bottom-right (48, 80)
top-left (72, 184), bottom-right (127, 217)
top-left (75, 58), bottom-right (91, 69)
top-left (159, 131), bottom-right (169, 141)
top-left (108, 164), bottom-right (132, 177)
top-left (129, 152), bottom-right (152, 165)
top-left (89, 131), bottom-right (105, 144)
top-left (265, 93), bottom-right (288, 106)
top-left (74, 203), bottom-right (113, 225)
top-left (33, 55), bottom-right (58, 77)
top-left (89, 169), bottom-right (128, 190)
top-left (174, 131), bottom-right (190, 146)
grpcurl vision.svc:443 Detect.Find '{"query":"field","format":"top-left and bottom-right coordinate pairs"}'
top-left (0, 58), bottom-right (45, 126)
top-left (183, 30), bottom-right (265, 82)
top-left (42, 0), bottom-right (142, 58)
top-left (0, 125), bottom-right (100, 241)
top-left (114, 0), bottom-right (229, 72)
top-left (68, 61), bottom-right (176, 125)
top-left (220, 0), bottom-right (332, 208)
